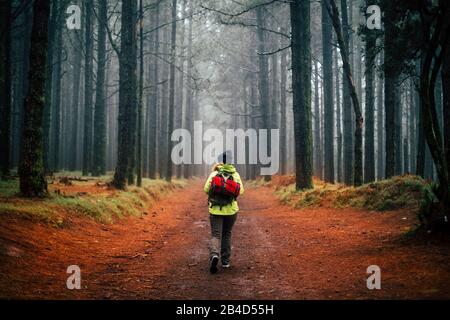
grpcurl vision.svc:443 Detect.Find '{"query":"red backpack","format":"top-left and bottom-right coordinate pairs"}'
top-left (208, 172), bottom-right (241, 209)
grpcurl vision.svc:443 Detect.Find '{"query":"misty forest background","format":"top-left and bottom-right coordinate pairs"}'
top-left (0, 0), bottom-right (449, 222)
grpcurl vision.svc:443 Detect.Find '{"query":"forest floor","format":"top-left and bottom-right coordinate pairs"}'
top-left (1, 179), bottom-right (450, 299)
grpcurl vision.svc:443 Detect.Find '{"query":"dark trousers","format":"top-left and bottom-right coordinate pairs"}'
top-left (209, 213), bottom-right (237, 264)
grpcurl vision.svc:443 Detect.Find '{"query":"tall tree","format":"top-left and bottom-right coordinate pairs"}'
top-left (403, 87), bottom-right (411, 172)
top-left (383, 0), bottom-right (400, 178)
top-left (69, 19), bottom-right (83, 171)
top-left (395, 86), bottom-right (403, 175)
top-left (363, 12), bottom-right (377, 183)
top-left (270, 52), bottom-right (278, 139)
top-left (0, 0), bottom-right (12, 178)
top-left (279, 43), bottom-right (288, 175)
top-left (419, 1), bottom-right (450, 222)
top-left (83, 0), bottom-right (94, 175)
top-left (341, 0), bottom-right (353, 185)
top-left (159, 8), bottom-right (170, 179)
top-left (19, 0), bottom-right (51, 197)
top-left (51, 4), bottom-right (63, 171)
top-left (327, 0), bottom-right (363, 186)
top-left (322, 0), bottom-right (334, 183)
top-left (409, 78), bottom-right (416, 172)
top-left (92, 0), bottom-right (108, 176)
top-left (443, 21), bottom-right (450, 186)
top-left (176, 0), bottom-right (186, 179)
top-left (148, 1), bottom-right (160, 179)
top-left (137, 0), bottom-right (144, 186)
top-left (377, 54), bottom-right (384, 179)
top-left (415, 59), bottom-right (425, 177)
top-left (11, 3), bottom-right (32, 168)
top-left (256, 7), bottom-right (271, 181)
top-left (313, 60), bottom-right (323, 179)
top-left (127, 3), bottom-right (138, 185)
top-left (184, 0), bottom-right (194, 178)
top-left (42, 0), bottom-right (58, 172)
top-left (166, 0), bottom-right (177, 182)
top-left (335, 44), bottom-right (343, 182)
top-left (113, 0), bottom-right (137, 189)
top-left (291, 0), bottom-right (313, 189)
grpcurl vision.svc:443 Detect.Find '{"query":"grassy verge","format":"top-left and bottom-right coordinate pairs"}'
top-left (0, 177), bottom-right (186, 226)
top-left (254, 175), bottom-right (431, 212)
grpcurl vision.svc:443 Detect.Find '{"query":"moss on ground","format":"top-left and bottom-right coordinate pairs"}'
top-left (268, 175), bottom-right (431, 212)
top-left (0, 180), bottom-right (20, 197)
top-left (0, 177), bottom-right (186, 226)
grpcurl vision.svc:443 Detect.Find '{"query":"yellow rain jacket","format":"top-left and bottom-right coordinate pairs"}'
top-left (204, 164), bottom-right (244, 216)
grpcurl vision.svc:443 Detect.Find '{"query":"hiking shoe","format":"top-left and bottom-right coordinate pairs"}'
top-left (210, 255), bottom-right (219, 274)
top-left (222, 262), bottom-right (231, 268)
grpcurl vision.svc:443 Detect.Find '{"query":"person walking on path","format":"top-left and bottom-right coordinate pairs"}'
top-left (204, 152), bottom-right (244, 274)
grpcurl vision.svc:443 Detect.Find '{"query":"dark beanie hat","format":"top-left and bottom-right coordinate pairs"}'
top-left (218, 150), bottom-right (232, 164)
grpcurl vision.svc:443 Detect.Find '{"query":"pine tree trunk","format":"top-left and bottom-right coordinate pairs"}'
top-left (416, 60), bottom-right (425, 178)
top-left (328, 0), bottom-right (363, 186)
top-left (341, 0), bottom-right (353, 185)
top-left (69, 29), bottom-right (82, 171)
top-left (270, 52), bottom-right (278, 131)
top-left (83, 0), bottom-right (94, 176)
top-left (313, 61), bottom-right (322, 179)
top-left (19, 0), bottom-right (50, 197)
top-left (127, 2), bottom-right (138, 185)
top-left (290, 0), bottom-right (313, 190)
top-left (51, 7), bottom-right (63, 172)
top-left (420, 22), bottom-right (450, 221)
top-left (43, 0), bottom-right (58, 172)
top-left (184, 0), bottom-right (194, 178)
top-left (92, 0), bottom-right (108, 177)
top-left (166, 0), bottom-right (177, 182)
top-left (12, 5), bottom-right (32, 168)
top-left (113, 0), bottom-right (137, 189)
top-left (159, 12), bottom-right (170, 180)
top-left (249, 74), bottom-right (258, 180)
top-left (364, 31), bottom-right (376, 182)
top-left (176, 0), bottom-right (186, 179)
top-left (137, 0), bottom-right (144, 186)
top-left (383, 0), bottom-right (399, 178)
top-left (335, 44), bottom-right (342, 182)
top-left (280, 47), bottom-right (288, 175)
top-left (377, 54), bottom-right (384, 179)
top-left (409, 79), bottom-right (416, 173)
top-left (242, 76), bottom-right (249, 179)
top-left (443, 31), bottom-right (450, 181)
top-left (395, 89), bottom-right (403, 175)
top-left (403, 89), bottom-right (410, 173)
top-left (256, 7), bottom-right (271, 181)
top-left (322, 0), bottom-right (334, 183)
top-left (441, 41), bottom-right (450, 186)
top-left (148, 2), bottom-right (160, 179)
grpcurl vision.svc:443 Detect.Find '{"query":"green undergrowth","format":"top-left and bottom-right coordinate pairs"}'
top-left (267, 175), bottom-right (431, 212)
top-left (0, 177), bottom-right (186, 226)
top-left (0, 179), bottom-right (18, 197)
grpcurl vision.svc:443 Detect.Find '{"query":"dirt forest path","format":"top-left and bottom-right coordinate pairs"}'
top-left (1, 181), bottom-right (450, 299)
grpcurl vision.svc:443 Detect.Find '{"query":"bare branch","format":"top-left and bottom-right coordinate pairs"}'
top-left (218, 18), bottom-right (290, 39)
top-left (200, 0), bottom-right (286, 18)
top-left (257, 44), bottom-right (291, 56)
top-left (213, 102), bottom-right (260, 118)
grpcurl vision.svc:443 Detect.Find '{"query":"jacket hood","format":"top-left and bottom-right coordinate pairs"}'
top-left (218, 163), bottom-right (236, 174)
